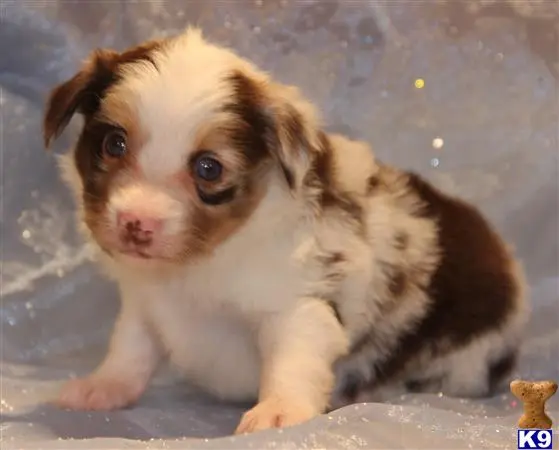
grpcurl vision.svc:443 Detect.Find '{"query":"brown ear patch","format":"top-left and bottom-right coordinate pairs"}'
top-left (43, 40), bottom-right (163, 149)
top-left (224, 70), bottom-right (310, 192)
top-left (510, 379), bottom-right (558, 429)
top-left (226, 70), bottom-right (329, 193)
top-left (43, 49), bottom-right (118, 148)
top-left (224, 71), bottom-right (273, 167)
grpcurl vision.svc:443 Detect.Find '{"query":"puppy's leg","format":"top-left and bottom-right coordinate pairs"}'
top-left (55, 292), bottom-right (161, 411)
top-left (235, 298), bottom-right (349, 434)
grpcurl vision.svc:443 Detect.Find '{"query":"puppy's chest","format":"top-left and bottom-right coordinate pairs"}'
top-left (138, 253), bottom-right (305, 359)
top-left (144, 247), bottom-right (305, 318)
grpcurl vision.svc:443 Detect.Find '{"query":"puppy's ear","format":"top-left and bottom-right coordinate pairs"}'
top-left (228, 71), bottom-right (323, 191)
top-left (43, 49), bottom-right (119, 149)
top-left (43, 39), bottom-right (162, 149)
top-left (265, 83), bottom-right (325, 192)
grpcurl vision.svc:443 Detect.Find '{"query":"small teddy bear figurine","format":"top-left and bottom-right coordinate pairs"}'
top-left (510, 379), bottom-right (558, 429)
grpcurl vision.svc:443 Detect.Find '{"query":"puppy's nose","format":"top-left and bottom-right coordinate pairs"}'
top-left (117, 211), bottom-right (162, 237)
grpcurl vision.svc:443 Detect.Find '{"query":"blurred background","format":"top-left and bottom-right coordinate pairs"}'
top-left (1, 1), bottom-right (558, 449)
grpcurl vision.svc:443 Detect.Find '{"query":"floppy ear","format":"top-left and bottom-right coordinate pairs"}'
top-left (43, 39), bottom-right (164, 149)
top-left (266, 83), bottom-right (325, 191)
top-left (43, 49), bottom-right (119, 149)
top-left (226, 70), bottom-right (324, 192)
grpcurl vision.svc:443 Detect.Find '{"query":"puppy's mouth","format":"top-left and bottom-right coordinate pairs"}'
top-left (99, 242), bottom-right (157, 261)
top-left (119, 248), bottom-right (154, 260)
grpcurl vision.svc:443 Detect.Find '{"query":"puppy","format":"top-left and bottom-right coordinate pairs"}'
top-left (43, 28), bottom-right (529, 434)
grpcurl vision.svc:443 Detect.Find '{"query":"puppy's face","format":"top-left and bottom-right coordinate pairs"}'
top-left (44, 29), bottom-right (319, 265)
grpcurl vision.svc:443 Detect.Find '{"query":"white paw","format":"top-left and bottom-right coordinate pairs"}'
top-left (235, 398), bottom-right (318, 434)
top-left (55, 376), bottom-right (144, 411)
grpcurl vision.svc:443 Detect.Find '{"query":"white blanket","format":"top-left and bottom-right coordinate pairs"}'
top-left (2, 1), bottom-right (558, 448)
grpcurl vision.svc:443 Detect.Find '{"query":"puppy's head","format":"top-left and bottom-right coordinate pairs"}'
top-left (44, 28), bottom-right (323, 265)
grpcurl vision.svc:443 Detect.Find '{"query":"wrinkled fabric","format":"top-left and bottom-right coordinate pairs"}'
top-left (1, 1), bottom-right (558, 449)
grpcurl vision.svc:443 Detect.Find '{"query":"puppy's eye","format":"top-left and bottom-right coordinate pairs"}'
top-left (194, 152), bottom-right (222, 182)
top-left (102, 130), bottom-right (127, 158)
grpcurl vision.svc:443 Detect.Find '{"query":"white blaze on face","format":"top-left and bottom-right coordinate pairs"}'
top-left (98, 30), bottom-right (250, 249)
top-left (90, 29), bottom-right (275, 260)
top-left (114, 29), bottom-right (244, 182)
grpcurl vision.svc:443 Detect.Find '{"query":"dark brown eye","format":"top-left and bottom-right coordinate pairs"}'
top-left (102, 130), bottom-right (127, 158)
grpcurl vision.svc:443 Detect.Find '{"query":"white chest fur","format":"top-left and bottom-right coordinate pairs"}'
top-left (108, 202), bottom-right (312, 400)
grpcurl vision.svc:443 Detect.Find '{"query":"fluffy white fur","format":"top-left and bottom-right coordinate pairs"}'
top-left (48, 28), bottom-right (528, 435)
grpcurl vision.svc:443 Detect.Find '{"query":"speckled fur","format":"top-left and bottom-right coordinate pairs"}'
top-left (43, 28), bottom-right (529, 433)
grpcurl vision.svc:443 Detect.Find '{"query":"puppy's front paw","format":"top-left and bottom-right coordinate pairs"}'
top-left (55, 376), bottom-right (143, 411)
top-left (235, 398), bottom-right (317, 434)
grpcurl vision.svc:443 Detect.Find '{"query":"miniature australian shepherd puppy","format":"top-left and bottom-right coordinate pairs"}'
top-left (43, 28), bottom-right (529, 434)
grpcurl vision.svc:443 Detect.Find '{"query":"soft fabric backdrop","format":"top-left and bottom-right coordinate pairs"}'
top-left (1, 1), bottom-right (558, 448)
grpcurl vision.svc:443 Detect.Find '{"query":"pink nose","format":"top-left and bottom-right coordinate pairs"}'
top-left (117, 211), bottom-right (163, 236)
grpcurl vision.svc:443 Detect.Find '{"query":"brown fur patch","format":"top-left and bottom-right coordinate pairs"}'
top-left (322, 251), bottom-right (345, 265)
top-left (43, 41), bottom-right (164, 247)
top-left (377, 261), bottom-right (408, 298)
top-left (281, 104), bottom-right (309, 152)
top-left (173, 71), bottom-right (280, 260)
top-left (305, 133), bottom-right (365, 228)
top-left (366, 175), bottom-right (381, 194)
top-left (228, 76), bottom-right (314, 191)
top-left (280, 163), bottom-right (295, 190)
top-left (184, 180), bottom-right (266, 260)
top-left (388, 270), bottom-right (407, 297)
top-left (368, 171), bottom-right (518, 387)
top-left (74, 121), bottom-right (137, 242)
top-left (405, 172), bottom-right (516, 344)
top-left (43, 40), bottom-right (163, 148)
top-left (324, 257), bottom-right (347, 285)
top-left (327, 300), bottom-right (343, 325)
top-left (394, 231), bottom-right (409, 250)
top-left (224, 71), bottom-right (274, 167)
